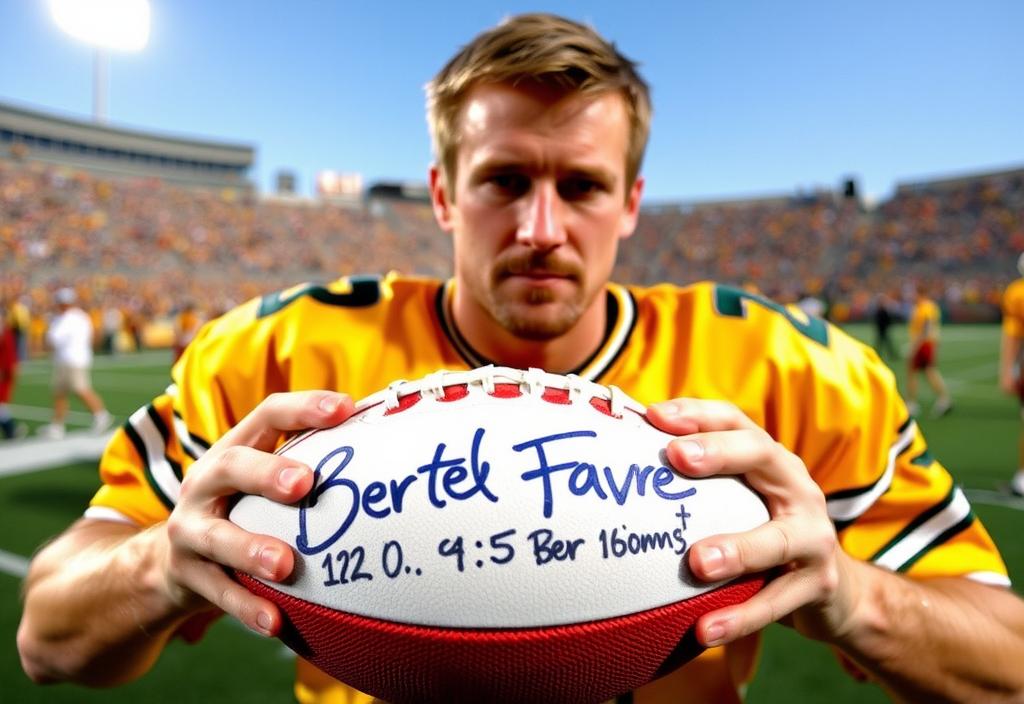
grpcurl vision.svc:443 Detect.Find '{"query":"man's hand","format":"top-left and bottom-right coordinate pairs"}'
top-left (17, 389), bottom-right (353, 685)
top-left (646, 398), bottom-right (860, 648)
top-left (646, 397), bottom-right (1024, 702)
top-left (164, 390), bottom-right (354, 636)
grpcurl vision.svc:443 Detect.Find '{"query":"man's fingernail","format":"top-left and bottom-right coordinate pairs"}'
top-left (259, 546), bottom-right (281, 574)
top-left (679, 439), bottom-right (704, 463)
top-left (255, 611), bottom-right (273, 634)
top-left (278, 466), bottom-right (306, 491)
top-left (701, 546), bottom-right (725, 577)
top-left (319, 396), bottom-right (339, 414)
top-left (655, 401), bottom-right (682, 417)
top-left (705, 617), bottom-right (730, 645)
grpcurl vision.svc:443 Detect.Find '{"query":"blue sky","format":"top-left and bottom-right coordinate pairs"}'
top-left (1, 1), bottom-right (1021, 202)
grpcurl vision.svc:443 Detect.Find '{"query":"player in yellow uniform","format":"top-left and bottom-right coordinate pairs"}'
top-left (18, 13), bottom-right (1024, 704)
top-left (999, 254), bottom-right (1024, 496)
top-left (905, 284), bottom-right (952, 418)
top-left (172, 302), bottom-right (203, 364)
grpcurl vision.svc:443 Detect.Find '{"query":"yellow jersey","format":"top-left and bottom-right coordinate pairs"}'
top-left (1002, 278), bottom-right (1024, 340)
top-left (909, 298), bottom-right (941, 344)
top-left (87, 272), bottom-right (1009, 704)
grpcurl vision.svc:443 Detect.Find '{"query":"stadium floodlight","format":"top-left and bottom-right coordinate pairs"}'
top-left (48, 0), bottom-right (151, 123)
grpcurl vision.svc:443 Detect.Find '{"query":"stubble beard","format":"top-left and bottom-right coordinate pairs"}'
top-left (482, 251), bottom-right (591, 340)
top-left (487, 286), bottom-right (587, 340)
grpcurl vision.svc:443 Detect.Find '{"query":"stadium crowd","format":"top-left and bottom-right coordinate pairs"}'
top-left (1, 157), bottom-right (1021, 357)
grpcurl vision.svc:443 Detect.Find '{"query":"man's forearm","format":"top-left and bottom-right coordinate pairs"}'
top-left (18, 519), bottom-right (198, 686)
top-left (837, 561), bottom-right (1024, 702)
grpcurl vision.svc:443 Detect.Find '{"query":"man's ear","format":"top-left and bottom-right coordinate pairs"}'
top-left (618, 175), bottom-right (645, 240)
top-left (429, 165), bottom-right (455, 233)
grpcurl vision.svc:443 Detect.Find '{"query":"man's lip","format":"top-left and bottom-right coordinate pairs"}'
top-left (514, 271), bottom-right (568, 278)
top-left (502, 271), bottom-right (576, 283)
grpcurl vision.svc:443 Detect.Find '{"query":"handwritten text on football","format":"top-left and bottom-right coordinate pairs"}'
top-left (295, 427), bottom-right (695, 556)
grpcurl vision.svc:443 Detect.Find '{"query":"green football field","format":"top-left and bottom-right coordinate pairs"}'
top-left (1, 324), bottom-right (1021, 703)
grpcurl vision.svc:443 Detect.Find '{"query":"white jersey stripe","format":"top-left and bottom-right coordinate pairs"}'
top-left (873, 487), bottom-right (972, 572)
top-left (83, 506), bottom-right (140, 525)
top-left (129, 406), bottom-right (182, 505)
top-left (966, 571), bottom-right (1013, 587)
top-left (827, 420), bottom-right (917, 523)
top-left (173, 412), bottom-right (208, 461)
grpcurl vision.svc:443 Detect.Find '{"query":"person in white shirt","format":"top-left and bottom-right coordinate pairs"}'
top-left (39, 288), bottom-right (112, 438)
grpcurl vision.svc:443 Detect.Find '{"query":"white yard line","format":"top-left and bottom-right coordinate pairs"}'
top-left (0, 549), bottom-right (30, 578)
top-left (0, 430), bottom-right (113, 477)
top-left (965, 489), bottom-right (1024, 511)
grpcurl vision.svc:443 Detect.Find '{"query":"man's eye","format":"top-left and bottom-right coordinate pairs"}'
top-left (558, 178), bottom-right (603, 201)
top-left (488, 174), bottom-right (529, 195)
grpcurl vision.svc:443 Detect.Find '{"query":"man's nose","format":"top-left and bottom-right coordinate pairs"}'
top-left (516, 180), bottom-right (567, 249)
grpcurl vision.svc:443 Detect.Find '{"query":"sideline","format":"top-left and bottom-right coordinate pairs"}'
top-left (965, 488), bottom-right (1024, 511)
top-left (0, 430), bottom-right (113, 478)
top-left (0, 548), bottom-right (30, 578)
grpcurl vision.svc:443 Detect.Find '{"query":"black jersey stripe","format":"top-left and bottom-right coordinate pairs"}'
top-left (870, 485), bottom-right (974, 573)
top-left (828, 418), bottom-right (917, 530)
top-left (123, 418), bottom-right (175, 512)
top-left (172, 410), bottom-right (211, 461)
top-left (146, 405), bottom-right (183, 482)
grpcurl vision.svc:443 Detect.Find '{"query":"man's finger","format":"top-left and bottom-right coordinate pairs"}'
top-left (688, 514), bottom-right (835, 583)
top-left (176, 558), bottom-right (283, 637)
top-left (695, 568), bottom-right (832, 647)
top-left (177, 445), bottom-right (313, 506)
top-left (646, 397), bottom-right (762, 435)
top-left (168, 515), bottom-right (295, 584)
top-left (219, 390), bottom-right (354, 451)
top-left (663, 429), bottom-right (822, 508)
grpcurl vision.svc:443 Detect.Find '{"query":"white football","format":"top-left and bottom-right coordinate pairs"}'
top-left (230, 366), bottom-right (770, 704)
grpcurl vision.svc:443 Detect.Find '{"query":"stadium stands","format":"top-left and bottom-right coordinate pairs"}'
top-left (1, 150), bottom-right (1021, 351)
top-left (0, 100), bottom-right (253, 191)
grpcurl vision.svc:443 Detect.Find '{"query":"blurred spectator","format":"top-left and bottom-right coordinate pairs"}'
top-left (999, 253), bottom-right (1024, 496)
top-left (38, 288), bottom-right (112, 439)
top-left (101, 304), bottom-right (123, 355)
top-left (906, 283), bottom-right (953, 418)
top-left (796, 292), bottom-right (826, 319)
top-left (6, 293), bottom-right (31, 361)
top-left (0, 298), bottom-right (27, 440)
top-left (172, 301), bottom-right (203, 364)
top-left (872, 293), bottom-right (899, 360)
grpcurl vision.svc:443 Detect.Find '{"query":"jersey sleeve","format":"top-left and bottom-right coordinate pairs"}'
top-left (85, 274), bottom-right (404, 526)
top-left (87, 296), bottom-right (276, 526)
top-left (777, 321), bottom-right (1008, 585)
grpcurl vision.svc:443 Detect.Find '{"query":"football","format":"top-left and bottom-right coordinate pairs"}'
top-left (230, 366), bottom-right (770, 704)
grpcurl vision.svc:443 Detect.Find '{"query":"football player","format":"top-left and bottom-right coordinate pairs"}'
top-left (17, 13), bottom-right (1024, 704)
top-left (905, 282), bottom-right (952, 418)
top-left (0, 293), bottom-right (26, 440)
top-left (1000, 253), bottom-right (1024, 496)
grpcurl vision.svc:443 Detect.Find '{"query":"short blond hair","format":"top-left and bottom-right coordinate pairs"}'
top-left (426, 13), bottom-right (652, 196)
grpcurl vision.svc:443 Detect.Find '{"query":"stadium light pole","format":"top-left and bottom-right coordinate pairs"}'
top-left (48, 0), bottom-right (151, 124)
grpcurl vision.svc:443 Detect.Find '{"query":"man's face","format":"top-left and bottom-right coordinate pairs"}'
top-left (431, 82), bottom-right (643, 341)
